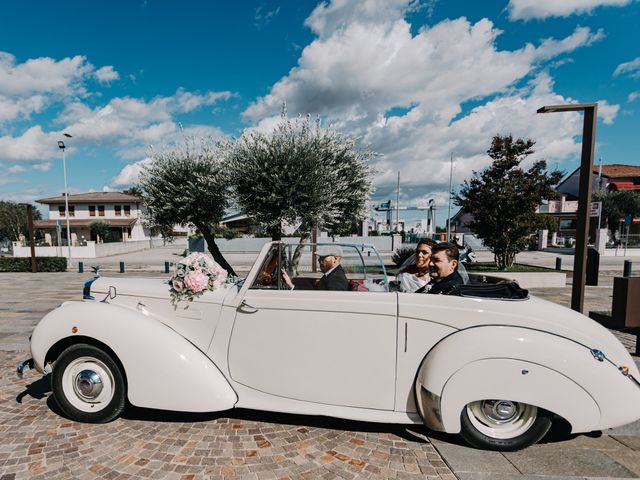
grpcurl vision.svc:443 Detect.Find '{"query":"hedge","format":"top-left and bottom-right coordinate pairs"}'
top-left (0, 256), bottom-right (67, 272)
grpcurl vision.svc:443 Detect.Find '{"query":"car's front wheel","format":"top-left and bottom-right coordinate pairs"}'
top-left (51, 343), bottom-right (126, 423)
top-left (460, 400), bottom-right (552, 451)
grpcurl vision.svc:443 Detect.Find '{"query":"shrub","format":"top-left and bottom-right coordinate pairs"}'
top-left (392, 246), bottom-right (415, 267)
top-left (0, 256), bottom-right (67, 272)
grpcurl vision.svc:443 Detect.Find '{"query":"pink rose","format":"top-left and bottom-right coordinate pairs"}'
top-left (172, 278), bottom-right (185, 291)
top-left (213, 265), bottom-right (228, 282)
top-left (184, 270), bottom-right (210, 293)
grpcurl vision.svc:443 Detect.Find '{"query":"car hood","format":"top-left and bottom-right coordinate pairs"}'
top-left (399, 292), bottom-right (636, 374)
top-left (90, 276), bottom-right (234, 304)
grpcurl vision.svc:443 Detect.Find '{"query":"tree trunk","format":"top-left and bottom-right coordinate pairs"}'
top-left (269, 224), bottom-right (282, 241)
top-left (197, 224), bottom-right (237, 277)
top-left (291, 231), bottom-right (311, 275)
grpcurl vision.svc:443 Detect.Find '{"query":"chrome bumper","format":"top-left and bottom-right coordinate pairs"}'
top-left (17, 358), bottom-right (34, 379)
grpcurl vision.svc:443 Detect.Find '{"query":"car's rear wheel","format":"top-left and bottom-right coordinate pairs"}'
top-left (51, 343), bottom-right (126, 423)
top-left (460, 399), bottom-right (552, 451)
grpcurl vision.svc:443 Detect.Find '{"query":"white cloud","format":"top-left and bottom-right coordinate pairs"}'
top-left (597, 100), bottom-right (620, 124)
top-left (532, 27), bottom-right (604, 61)
top-left (0, 51), bottom-right (94, 97)
top-left (614, 57), bottom-right (640, 79)
top-left (0, 94), bottom-right (47, 122)
top-left (629, 91), bottom-right (640, 102)
top-left (244, 18), bottom-right (602, 125)
top-left (111, 158), bottom-right (152, 187)
top-left (7, 165), bottom-right (25, 174)
top-left (305, 0), bottom-right (417, 37)
top-left (243, 3), bottom-right (612, 205)
top-left (94, 65), bottom-right (120, 83)
top-left (172, 88), bottom-right (234, 113)
top-left (52, 88), bottom-right (233, 158)
top-left (0, 126), bottom-right (60, 162)
top-left (254, 5), bottom-right (281, 28)
top-left (508, 0), bottom-right (632, 20)
top-left (0, 52), bottom-right (123, 125)
top-left (32, 162), bottom-right (51, 172)
top-left (0, 82), bottom-right (233, 164)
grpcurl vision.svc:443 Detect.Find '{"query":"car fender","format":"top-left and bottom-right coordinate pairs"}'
top-left (415, 325), bottom-right (640, 434)
top-left (31, 301), bottom-right (237, 412)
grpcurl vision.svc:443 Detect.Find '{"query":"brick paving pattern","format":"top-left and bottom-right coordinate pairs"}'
top-left (2, 260), bottom-right (640, 480)
top-left (1, 350), bottom-right (455, 480)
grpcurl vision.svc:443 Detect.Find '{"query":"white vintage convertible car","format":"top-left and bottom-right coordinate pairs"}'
top-left (17, 242), bottom-right (640, 451)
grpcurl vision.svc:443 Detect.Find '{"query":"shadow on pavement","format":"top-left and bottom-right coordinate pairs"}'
top-left (121, 405), bottom-right (430, 443)
top-left (16, 373), bottom-right (51, 403)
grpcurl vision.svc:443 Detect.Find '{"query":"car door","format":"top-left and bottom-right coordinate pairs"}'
top-left (228, 288), bottom-right (398, 410)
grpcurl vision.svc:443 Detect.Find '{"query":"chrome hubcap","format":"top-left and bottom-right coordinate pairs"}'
top-left (482, 400), bottom-right (518, 424)
top-left (74, 369), bottom-right (103, 400)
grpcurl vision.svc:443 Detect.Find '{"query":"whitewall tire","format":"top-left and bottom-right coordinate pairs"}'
top-left (460, 400), bottom-right (552, 451)
top-left (51, 344), bottom-right (126, 423)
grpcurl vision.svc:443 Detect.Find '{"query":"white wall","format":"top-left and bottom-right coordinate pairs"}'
top-left (12, 239), bottom-right (151, 258)
top-left (207, 236), bottom-right (395, 253)
top-left (13, 242), bottom-right (97, 258)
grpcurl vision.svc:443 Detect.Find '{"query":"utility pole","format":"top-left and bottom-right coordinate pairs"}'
top-left (396, 171), bottom-right (400, 232)
top-left (447, 152), bottom-right (453, 242)
top-left (597, 157), bottom-right (603, 192)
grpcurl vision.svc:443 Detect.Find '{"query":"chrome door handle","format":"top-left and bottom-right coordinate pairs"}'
top-left (237, 300), bottom-right (258, 314)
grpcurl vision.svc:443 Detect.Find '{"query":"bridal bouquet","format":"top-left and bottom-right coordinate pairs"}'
top-left (169, 252), bottom-right (228, 307)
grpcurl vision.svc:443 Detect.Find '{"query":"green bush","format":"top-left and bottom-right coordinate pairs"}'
top-left (0, 256), bottom-right (67, 272)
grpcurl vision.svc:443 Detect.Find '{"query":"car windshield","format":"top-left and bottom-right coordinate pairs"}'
top-left (250, 242), bottom-right (389, 291)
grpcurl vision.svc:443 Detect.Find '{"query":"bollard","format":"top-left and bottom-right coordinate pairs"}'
top-left (78, 261), bottom-right (83, 273)
top-left (555, 257), bottom-right (562, 270)
top-left (624, 260), bottom-right (632, 278)
top-left (165, 261), bottom-right (170, 273)
top-left (119, 261), bottom-right (125, 273)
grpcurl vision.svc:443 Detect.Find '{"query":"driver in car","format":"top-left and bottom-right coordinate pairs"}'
top-left (282, 245), bottom-right (350, 291)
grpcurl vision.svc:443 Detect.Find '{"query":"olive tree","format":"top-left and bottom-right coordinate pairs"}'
top-left (455, 135), bottom-right (563, 269)
top-left (139, 139), bottom-right (237, 276)
top-left (224, 113), bottom-right (375, 241)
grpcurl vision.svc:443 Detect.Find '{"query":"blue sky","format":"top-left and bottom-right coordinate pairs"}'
top-left (1, 0), bottom-right (639, 226)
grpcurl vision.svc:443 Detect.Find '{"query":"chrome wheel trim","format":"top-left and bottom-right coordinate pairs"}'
top-left (466, 400), bottom-right (538, 439)
top-left (61, 356), bottom-right (115, 413)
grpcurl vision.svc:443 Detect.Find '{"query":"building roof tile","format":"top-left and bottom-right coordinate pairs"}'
top-left (594, 164), bottom-right (640, 178)
top-left (36, 192), bottom-right (142, 205)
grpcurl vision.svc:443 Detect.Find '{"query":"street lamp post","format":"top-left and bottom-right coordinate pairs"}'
top-left (58, 134), bottom-right (73, 266)
top-left (428, 199), bottom-right (436, 236)
top-left (537, 103), bottom-right (598, 313)
top-left (447, 152), bottom-right (454, 242)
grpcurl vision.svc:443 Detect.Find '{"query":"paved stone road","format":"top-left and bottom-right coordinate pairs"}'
top-left (1, 271), bottom-right (455, 479)
top-left (3, 258), bottom-right (640, 479)
top-left (2, 349), bottom-right (454, 479)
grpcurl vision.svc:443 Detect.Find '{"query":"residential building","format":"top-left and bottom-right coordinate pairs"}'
top-left (542, 164), bottom-right (640, 239)
top-left (557, 163), bottom-right (640, 199)
top-left (35, 192), bottom-right (149, 245)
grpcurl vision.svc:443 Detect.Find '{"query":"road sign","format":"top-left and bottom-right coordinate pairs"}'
top-left (589, 201), bottom-right (602, 217)
top-left (56, 219), bottom-right (62, 232)
top-left (625, 214), bottom-right (633, 225)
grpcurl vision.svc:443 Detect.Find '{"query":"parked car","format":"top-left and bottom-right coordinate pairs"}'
top-left (17, 242), bottom-right (640, 451)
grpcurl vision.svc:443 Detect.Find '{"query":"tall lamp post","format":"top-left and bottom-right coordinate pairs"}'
top-left (58, 134), bottom-right (73, 266)
top-left (428, 199), bottom-right (436, 237)
top-left (447, 152), bottom-right (454, 242)
top-left (537, 103), bottom-right (597, 313)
